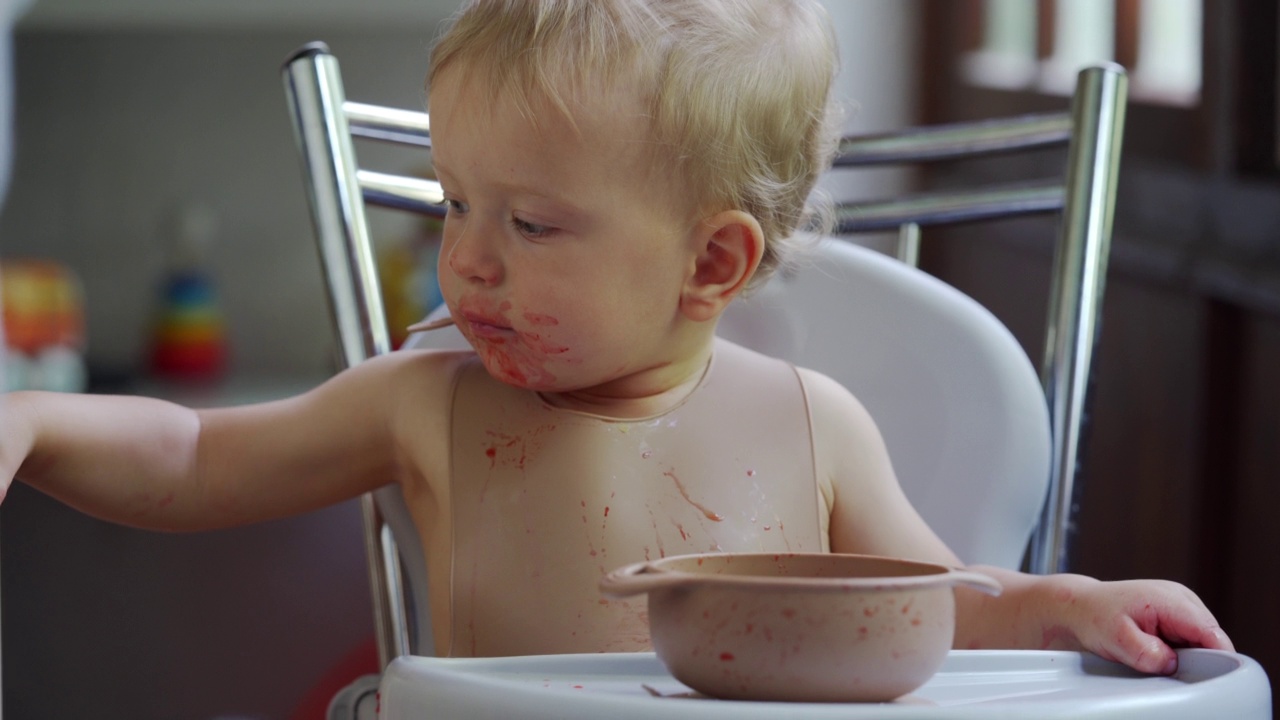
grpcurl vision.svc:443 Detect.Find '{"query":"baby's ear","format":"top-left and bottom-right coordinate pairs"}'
top-left (680, 210), bottom-right (765, 323)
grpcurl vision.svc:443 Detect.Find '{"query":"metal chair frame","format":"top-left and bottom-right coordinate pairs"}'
top-left (281, 40), bottom-right (1127, 668)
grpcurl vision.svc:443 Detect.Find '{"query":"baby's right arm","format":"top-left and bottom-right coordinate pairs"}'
top-left (0, 349), bottom-right (463, 531)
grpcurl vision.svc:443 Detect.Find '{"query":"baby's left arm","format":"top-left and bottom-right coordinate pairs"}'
top-left (953, 567), bottom-right (1233, 674)
top-left (802, 368), bottom-right (1233, 675)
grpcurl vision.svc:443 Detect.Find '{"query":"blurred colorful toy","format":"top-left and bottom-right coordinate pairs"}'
top-left (147, 204), bottom-right (227, 381)
top-left (1, 259), bottom-right (87, 392)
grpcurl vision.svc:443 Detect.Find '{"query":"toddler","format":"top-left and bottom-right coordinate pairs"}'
top-left (0, 0), bottom-right (1231, 673)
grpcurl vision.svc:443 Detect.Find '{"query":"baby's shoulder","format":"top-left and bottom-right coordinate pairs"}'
top-left (792, 365), bottom-right (879, 438)
top-left (369, 347), bottom-right (476, 396)
top-left (330, 347), bottom-right (476, 422)
top-left (712, 339), bottom-right (869, 422)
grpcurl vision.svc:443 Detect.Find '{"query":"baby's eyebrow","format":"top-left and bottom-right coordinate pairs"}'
top-left (429, 156), bottom-right (452, 177)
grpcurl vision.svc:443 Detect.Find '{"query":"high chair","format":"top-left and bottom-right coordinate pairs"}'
top-left (281, 43), bottom-right (1271, 720)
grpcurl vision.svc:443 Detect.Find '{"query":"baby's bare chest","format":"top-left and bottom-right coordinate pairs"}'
top-left (446, 414), bottom-right (822, 656)
top-left (432, 345), bottom-right (821, 656)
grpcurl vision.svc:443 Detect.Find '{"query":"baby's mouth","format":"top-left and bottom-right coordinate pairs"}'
top-left (461, 311), bottom-right (514, 338)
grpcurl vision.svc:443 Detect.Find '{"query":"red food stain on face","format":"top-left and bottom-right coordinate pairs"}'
top-left (463, 304), bottom-right (570, 385)
top-left (157, 493), bottom-right (175, 509)
top-left (781, 608), bottom-right (797, 619)
top-left (523, 312), bottom-right (559, 326)
top-left (479, 344), bottom-right (535, 385)
top-left (719, 652), bottom-right (735, 662)
top-left (604, 506), bottom-right (610, 517)
top-left (521, 332), bottom-right (570, 355)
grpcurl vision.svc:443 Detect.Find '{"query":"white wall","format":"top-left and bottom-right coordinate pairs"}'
top-left (819, 0), bottom-right (923, 253)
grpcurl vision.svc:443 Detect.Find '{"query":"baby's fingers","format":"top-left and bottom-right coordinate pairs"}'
top-left (1102, 616), bottom-right (1179, 675)
top-left (1141, 595), bottom-right (1236, 653)
top-left (1097, 600), bottom-right (1235, 675)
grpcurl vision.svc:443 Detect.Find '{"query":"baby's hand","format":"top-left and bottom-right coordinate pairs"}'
top-left (1046, 575), bottom-right (1234, 675)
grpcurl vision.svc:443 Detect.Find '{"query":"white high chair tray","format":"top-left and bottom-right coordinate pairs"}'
top-left (380, 649), bottom-right (1270, 719)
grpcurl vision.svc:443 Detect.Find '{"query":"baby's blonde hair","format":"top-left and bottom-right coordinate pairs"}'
top-left (429, 0), bottom-right (841, 286)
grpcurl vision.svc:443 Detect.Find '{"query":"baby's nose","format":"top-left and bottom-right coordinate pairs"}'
top-left (445, 224), bottom-right (503, 286)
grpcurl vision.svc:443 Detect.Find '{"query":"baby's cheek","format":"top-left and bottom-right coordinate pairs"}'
top-left (518, 330), bottom-right (570, 357)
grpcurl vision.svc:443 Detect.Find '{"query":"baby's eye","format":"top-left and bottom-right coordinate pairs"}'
top-left (511, 217), bottom-right (553, 238)
top-left (441, 197), bottom-right (468, 216)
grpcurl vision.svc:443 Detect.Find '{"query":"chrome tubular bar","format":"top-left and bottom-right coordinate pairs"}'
top-left (835, 112), bottom-right (1072, 166)
top-left (835, 184), bottom-right (1064, 233)
top-left (346, 101), bottom-right (431, 148)
top-left (281, 42), bottom-right (410, 668)
top-left (1026, 63), bottom-right (1128, 575)
top-left (358, 170), bottom-right (447, 217)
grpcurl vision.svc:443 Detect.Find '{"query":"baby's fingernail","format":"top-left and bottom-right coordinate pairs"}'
top-left (1162, 656), bottom-right (1178, 675)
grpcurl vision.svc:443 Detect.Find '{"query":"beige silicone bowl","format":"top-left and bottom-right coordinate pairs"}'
top-left (600, 552), bottom-right (1000, 702)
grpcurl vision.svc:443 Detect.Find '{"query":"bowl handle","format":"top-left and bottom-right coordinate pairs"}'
top-left (599, 561), bottom-right (689, 598)
top-left (948, 569), bottom-right (1003, 596)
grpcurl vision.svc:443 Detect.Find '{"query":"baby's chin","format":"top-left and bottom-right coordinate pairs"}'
top-left (474, 351), bottom-right (565, 392)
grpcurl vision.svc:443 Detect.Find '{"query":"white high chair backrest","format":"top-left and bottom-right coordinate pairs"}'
top-left (394, 237), bottom-right (1051, 655)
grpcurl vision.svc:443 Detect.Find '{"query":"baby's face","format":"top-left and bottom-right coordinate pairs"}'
top-left (429, 68), bottom-right (704, 396)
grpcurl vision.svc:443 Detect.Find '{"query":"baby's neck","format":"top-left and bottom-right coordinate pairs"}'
top-left (538, 342), bottom-right (715, 421)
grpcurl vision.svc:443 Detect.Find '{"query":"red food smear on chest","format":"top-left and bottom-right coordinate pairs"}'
top-left (663, 470), bottom-right (724, 521)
